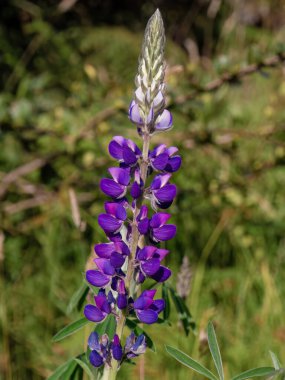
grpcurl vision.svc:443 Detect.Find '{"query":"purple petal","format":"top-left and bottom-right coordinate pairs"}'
top-left (138, 219), bottom-right (149, 235)
top-left (88, 332), bottom-right (100, 351)
top-left (86, 270), bottom-right (110, 287)
top-left (117, 293), bottom-right (127, 309)
top-left (165, 156), bottom-right (182, 172)
top-left (152, 225), bottom-right (177, 241)
top-left (94, 242), bottom-right (114, 258)
top-left (166, 147), bottom-right (178, 156)
top-left (141, 289), bottom-right (156, 299)
top-left (112, 338), bottom-right (123, 361)
top-left (98, 214), bottom-right (122, 234)
top-left (89, 350), bottom-right (104, 367)
top-left (150, 144), bottom-right (166, 158)
top-left (154, 248), bottom-right (169, 260)
top-left (129, 102), bottom-right (143, 124)
top-left (94, 258), bottom-right (115, 276)
top-left (130, 182), bottom-right (142, 199)
top-left (104, 203), bottom-right (127, 221)
top-left (152, 153), bottom-right (169, 170)
top-left (110, 252), bottom-right (125, 268)
top-left (136, 309), bottom-right (158, 324)
top-left (84, 304), bottom-right (105, 322)
top-left (94, 294), bottom-right (111, 314)
top-left (133, 295), bottom-right (153, 310)
top-left (155, 184), bottom-right (177, 203)
top-left (141, 258), bottom-right (161, 276)
top-left (114, 241), bottom-right (130, 256)
top-left (151, 299), bottom-right (165, 313)
top-left (155, 110), bottom-right (173, 131)
top-left (150, 213), bottom-right (171, 228)
top-left (151, 266), bottom-right (171, 282)
top-left (123, 146), bottom-right (137, 165)
top-left (137, 246), bottom-right (157, 261)
top-left (100, 179), bottom-right (125, 199)
top-left (109, 140), bottom-right (123, 161)
top-left (108, 167), bottom-right (130, 186)
top-left (137, 205), bottom-right (148, 220)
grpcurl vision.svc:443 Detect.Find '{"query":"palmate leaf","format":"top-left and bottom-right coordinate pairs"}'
top-left (207, 322), bottom-right (224, 380)
top-left (168, 285), bottom-right (196, 336)
top-left (165, 345), bottom-right (218, 380)
top-left (126, 318), bottom-right (156, 352)
top-left (52, 317), bottom-right (89, 342)
top-left (231, 367), bottom-right (276, 380)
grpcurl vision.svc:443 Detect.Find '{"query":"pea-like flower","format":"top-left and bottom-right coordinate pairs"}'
top-left (133, 289), bottom-right (165, 324)
top-left (88, 332), bottom-right (110, 367)
top-left (150, 144), bottom-right (181, 172)
top-left (149, 173), bottom-right (177, 209)
top-left (100, 167), bottom-right (130, 199)
top-left (98, 202), bottom-right (127, 235)
top-left (125, 332), bottom-right (147, 358)
top-left (84, 289), bottom-right (115, 322)
top-left (108, 136), bottom-right (141, 167)
top-left (111, 334), bottom-right (123, 361)
top-left (135, 246), bottom-right (171, 283)
top-left (137, 208), bottom-right (176, 242)
top-left (94, 240), bottom-right (130, 269)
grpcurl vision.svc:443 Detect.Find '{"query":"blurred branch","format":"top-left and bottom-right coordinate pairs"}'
top-left (176, 52), bottom-right (285, 103)
top-left (0, 158), bottom-right (47, 198)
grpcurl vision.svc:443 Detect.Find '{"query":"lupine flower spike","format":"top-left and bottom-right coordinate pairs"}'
top-left (84, 9), bottom-right (181, 379)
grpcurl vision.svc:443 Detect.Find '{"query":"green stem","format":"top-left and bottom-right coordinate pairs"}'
top-left (101, 133), bottom-right (151, 380)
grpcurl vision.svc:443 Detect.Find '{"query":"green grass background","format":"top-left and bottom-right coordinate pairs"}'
top-left (1, 1), bottom-right (285, 379)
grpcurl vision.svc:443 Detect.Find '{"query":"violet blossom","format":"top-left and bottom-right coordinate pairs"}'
top-left (83, 9), bottom-right (181, 378)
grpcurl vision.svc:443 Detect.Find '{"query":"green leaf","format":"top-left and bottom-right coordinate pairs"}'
top-left (126, 318), bottom-right (156, 352)
top-left (47, 359), bottom-right (77, 380)
top-left (52, 317), bottom-right (89, 342)
top-left (269, 351), bottom-right (282, 370)
top-left (162, 283), bottom-right (171, 321)
top-left (165, 345), bottom-right (218, 380)
top-left (61, 360), bottom-right (78, 379)
top-left (67, 282), bottom-right (89, 314)
top-left (168, 285), bottom-right (196, 336)
top-left (94, 314), bottom-right (116, 339)
top-left (232, 367), bottom-right (276, 380)
top-left (74, 358), bottom-right (94, 379)
top-left (207, 322), bottom-right (224, 380)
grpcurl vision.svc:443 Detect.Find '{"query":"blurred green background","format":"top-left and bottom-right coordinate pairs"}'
top-left (1, 0), bottom-right (285, 379)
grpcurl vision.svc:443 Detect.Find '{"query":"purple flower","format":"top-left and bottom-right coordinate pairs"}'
top-left (84, 289), bottom-right (114, 322)
top-left (116, 278), bottom-right (128, 310)
top-left (100, 167), bottom-right (130, 199)
top-left (98, 202), bottom-right (127, 235)
top-left (88, 332), bottom-right (109, 367)
top-left (109, 136), bottom-right (141, 166)
top-left (150, 212), bottom-right (177, 242)
top-left (111, 334), bottom-right (123, 361)
top-left (133, 289), bottom-right (165, 324)
top-left (136, 246), bottom-right (171, 283)
top-left (94, 240), bottom-right (130, 269)
top-left (149, 173), bottom-right (177, 209)
top-left (125, 332), bottom-right (147, 358)
top-left (150, 144), bottom-right (181, 172)
top-left (137, 208), bottom-right (176, 242)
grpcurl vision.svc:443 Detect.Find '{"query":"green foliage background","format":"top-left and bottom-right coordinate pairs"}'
top-left (1, 1), bottom-right (285, 379)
